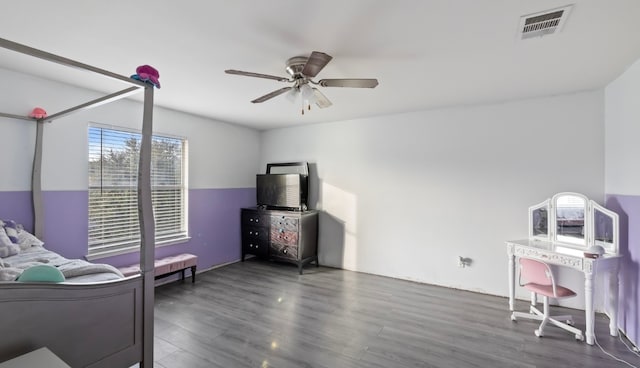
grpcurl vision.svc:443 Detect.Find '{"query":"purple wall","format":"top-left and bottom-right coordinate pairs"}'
top-left (42, 191), bottom-right (89, 259)
top-left (104, 188), bottom-right (255, 269)
top-left (0, 191), bottom-right (33, 232)
top-left (606, 194), bottom-right (640, 346)
top-left (1, 188), bottom-right (255, 270)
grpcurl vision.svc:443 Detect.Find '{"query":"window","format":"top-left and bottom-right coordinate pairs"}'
top-left (88, 125), bottom-right (187, 256)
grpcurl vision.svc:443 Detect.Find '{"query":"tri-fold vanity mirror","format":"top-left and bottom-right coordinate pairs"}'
top-left (528, 192), bottom-right (619, 255)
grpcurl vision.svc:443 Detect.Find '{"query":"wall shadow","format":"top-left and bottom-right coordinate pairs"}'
top-left (307, 163), bottom-right (319, 210)
top-left (307, 167), bottom-right (346, 269)
top-left (317, 210), bottom-right (346, 268)
top-left (606, 196), bottom-right (638, 343)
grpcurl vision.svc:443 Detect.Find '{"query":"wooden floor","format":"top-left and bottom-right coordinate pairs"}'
top-left (152, 259), bottom-right (639, 368)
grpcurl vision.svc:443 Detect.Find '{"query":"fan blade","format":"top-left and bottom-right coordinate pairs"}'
top-left (318, 79), bottom-right (379, 88)
top-left (312, 88), bottom-right (332, 109)
top-left (225, 69), bottom-right (290, 82)
top-left (251, 87), bottom-right (293, 103)
top-left (301, 51), bottom-right (333, 78)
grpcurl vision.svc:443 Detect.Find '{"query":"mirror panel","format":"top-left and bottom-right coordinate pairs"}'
top-left (532, 207), bottom-right (548, 237)
top-left (593, 207), bottom-right (614, 250)
top-left (555, 194), bottom-right (585, 245)
top-left (528, 199), bottom-right (550, 239)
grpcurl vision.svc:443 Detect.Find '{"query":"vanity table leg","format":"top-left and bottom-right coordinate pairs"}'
top-left (508, 252), bottom-right (515, 312)
top-left (608, 266), bottom-right (620, 337)
top-left (585, 272), bottom-right (595, 345)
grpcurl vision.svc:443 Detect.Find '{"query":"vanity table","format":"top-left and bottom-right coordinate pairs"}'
top-left (507, 192), bottom-right (621, 345)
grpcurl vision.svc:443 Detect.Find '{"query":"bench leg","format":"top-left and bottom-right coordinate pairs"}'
top-left (191, 266), bottom-right (196, 283)
top-left (180, 269), bottom-right (185, 282)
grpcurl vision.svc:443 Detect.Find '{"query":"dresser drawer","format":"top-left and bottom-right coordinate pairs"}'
top-left (270, 229), bottom-right (299, 246)
top-left (271, 215), bottom-right (299, 232)
top-left (242, 236), bottom-right (268, 257)
top-left (244, 226), bottom-right (269, 243)
top-left (270, 242), bottom-right (298, 260)
top-left (242, 210), bottom-right (269, 226)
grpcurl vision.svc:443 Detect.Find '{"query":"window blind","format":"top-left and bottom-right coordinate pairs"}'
top-left (88, 126), bottom-right (187, 255)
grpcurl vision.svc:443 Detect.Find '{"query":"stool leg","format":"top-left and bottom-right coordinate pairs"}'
top-left (191, 266), bottom-right (196, 283)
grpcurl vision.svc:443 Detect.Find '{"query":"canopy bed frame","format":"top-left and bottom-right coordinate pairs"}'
top-left (0, 37), bottom-right (155, 367)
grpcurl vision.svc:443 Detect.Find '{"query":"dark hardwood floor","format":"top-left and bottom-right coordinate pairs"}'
top-left (152, 259), bottom-right (639, 368)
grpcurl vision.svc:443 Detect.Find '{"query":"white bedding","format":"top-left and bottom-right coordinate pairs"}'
top-left (0, 245), bottom-right (123, 283)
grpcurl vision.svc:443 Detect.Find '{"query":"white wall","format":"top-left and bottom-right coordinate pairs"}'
top-left (0, 67), bottom-right (260, 192)
top-left (261, 91), bottom-right (605, 308)
top-left (605, 58), bottom-right (640, 194)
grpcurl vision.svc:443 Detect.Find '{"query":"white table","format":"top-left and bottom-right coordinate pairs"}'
top-left (0, 348), bottom-right (70, 368)
top-left (506, 238), bottom-right (621, 345)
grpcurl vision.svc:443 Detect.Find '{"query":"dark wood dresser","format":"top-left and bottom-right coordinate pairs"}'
top-left (241, 207), bottom-right (318, 274)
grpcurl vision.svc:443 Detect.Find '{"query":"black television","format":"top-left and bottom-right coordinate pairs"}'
top-left (256, 162), bottom-right (309, 211)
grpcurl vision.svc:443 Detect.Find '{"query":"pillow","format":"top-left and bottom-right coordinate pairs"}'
top-left (0, 227), bottom-right (20, 258)
top-left (2, 220), bottom-right (19, 243)
top-left (0, 243), bottom-right (20, 258)
top-left (17, 229), bottom-right (45, 250)
top-left (16, 264), bottom-right (65, 283)
top-left (0, 227), bottom-right (13, 247)
top-left (0, 267), bottom-right (22, 281)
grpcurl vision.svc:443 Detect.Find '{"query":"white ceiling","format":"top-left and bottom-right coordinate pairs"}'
top-left (1, 0), bottom-right (640, 130)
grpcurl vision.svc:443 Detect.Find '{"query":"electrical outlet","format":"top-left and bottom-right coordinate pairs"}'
top-left (458, 256), bottom-right (473, 268)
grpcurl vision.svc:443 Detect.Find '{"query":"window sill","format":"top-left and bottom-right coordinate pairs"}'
top-left (85, 237), bottom-right (192, 261)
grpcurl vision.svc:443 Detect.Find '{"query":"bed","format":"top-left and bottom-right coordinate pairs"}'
top-left (0, 37), bottom-right (155, 367)
top-left (1, 232), bottom-right (123, 283)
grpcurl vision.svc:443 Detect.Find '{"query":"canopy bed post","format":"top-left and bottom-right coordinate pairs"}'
top-left (31, 120), bottom-right (45, 239)
top-left (1, 37), bottom-right (156, 367)
top-left (139, 85), bottom-right (156, 367)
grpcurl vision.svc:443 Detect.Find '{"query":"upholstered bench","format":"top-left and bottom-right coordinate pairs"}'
top-left (119, 253), bottom-right (198, 284)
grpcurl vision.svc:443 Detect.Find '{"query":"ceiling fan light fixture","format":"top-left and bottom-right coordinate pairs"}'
top-left (285, 86), bottom-right (299, 104)
top-left (300, 83), bottom-right (317, 115)
top-left (226, 51), bottom-right (378, 113)
top-left (300, 84), bottom-right (314, 100)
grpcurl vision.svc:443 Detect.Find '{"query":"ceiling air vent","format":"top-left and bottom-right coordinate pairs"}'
top-left (519, 5), bottom-right (573, 39)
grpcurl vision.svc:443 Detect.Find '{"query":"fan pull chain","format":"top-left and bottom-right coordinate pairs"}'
top-left (300, 96), bottom-right (312, 115)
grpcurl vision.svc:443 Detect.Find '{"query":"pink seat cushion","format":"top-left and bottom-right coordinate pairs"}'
top-left (118, 253), bottom-right (197, 277)
top-left (119, 265), bottom-right (141, 277)
top-left (524, 282), bottom-right (576, 298)
top-left (154, 258), bottom-right (172, 276)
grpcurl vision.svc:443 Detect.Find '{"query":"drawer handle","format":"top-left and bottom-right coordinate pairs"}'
top-left (283, 249), bottom-right (288, 254)
top-left (249, 219), bottom-right (253, 222)
top-left (256, 219), bottom-right (259, 223)
top-left (249, 244), bottom-right (253, 248)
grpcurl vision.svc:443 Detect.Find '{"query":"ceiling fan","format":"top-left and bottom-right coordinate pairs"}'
top-left (225, 51), bottom-right (379, 115)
